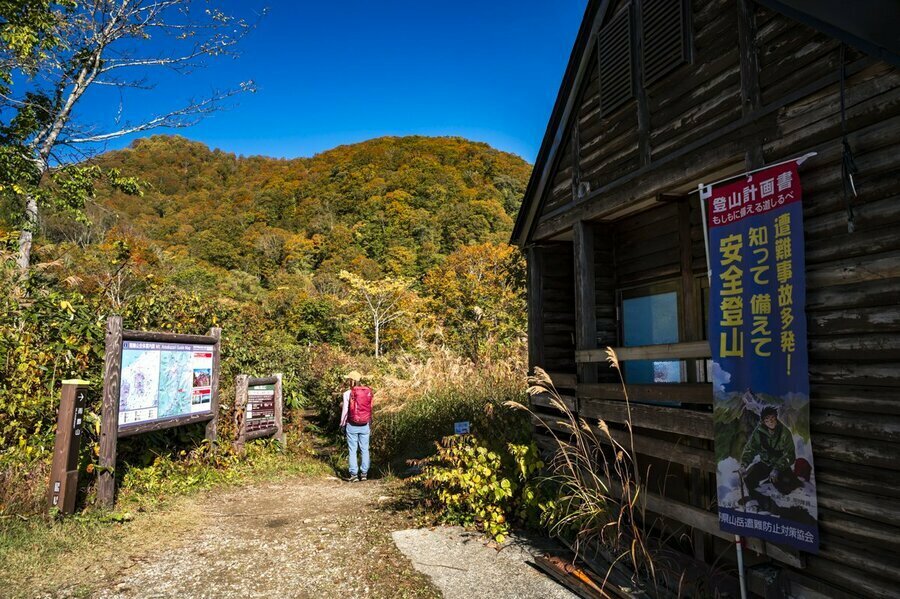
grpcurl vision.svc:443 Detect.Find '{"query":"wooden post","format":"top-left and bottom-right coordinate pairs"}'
top-left (632, 0), bottom-right (652, 167)
top-left (737, 0), bottom-right (764, 169)
top-left (205, 326), bottom-right (222, 443)
top-left (98, 315), bottom-right (123, 509)
top-left (274, 373), bottom-right (285, 443)
top-left (574, 221), bottom-right (598, 383)
top-left (234, 374), bottom-right (250, 450)
top-left (48, 380), bottom-right (89, 515)
top-left (527, 246), bottom-right (545, 372)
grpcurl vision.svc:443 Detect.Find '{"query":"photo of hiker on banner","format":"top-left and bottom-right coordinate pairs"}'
top-left (715, 386), bottom-right (817, 529)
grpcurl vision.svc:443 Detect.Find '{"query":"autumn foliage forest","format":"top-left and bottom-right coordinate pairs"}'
top-left (0, 133), bottom-right (533, 513)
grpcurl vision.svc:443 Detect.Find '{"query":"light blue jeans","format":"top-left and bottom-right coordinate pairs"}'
top-left (346, 423), bottom-right (370, 476)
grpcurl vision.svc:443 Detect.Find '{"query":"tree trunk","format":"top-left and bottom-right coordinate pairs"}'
top-left (16, 194), bottom-right (38, 274)
top-left (374, 321), bottom-right (381, 358)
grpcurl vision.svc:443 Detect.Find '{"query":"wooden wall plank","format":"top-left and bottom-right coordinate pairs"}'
top-left (578, 382), bottom-right (712, 404)
top-left (579, 398), bottom-right (713, 439)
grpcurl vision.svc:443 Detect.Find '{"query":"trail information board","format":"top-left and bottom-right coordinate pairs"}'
top-left (235, 374), bottom-right (284, 447)
top-left (118, 340), bottom-right (215, 429)
top-left (246, 383), bottom-right (277, 434)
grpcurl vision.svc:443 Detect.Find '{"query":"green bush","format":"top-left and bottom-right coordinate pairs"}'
top-left (416, 435), bottom-right (545, 543)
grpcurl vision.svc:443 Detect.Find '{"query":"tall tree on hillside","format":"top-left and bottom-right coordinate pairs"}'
top-left (339, 270), bottom-right (413, 358)
top-left (0, 0), bottom-right (259, 274)
top-left (424, 242), bottom-right (525, 363)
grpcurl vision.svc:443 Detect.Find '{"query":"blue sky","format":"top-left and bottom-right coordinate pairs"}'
top-left (73, 1), bottom-right (587, 163)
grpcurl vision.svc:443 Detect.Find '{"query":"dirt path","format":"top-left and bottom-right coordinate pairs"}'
top-left (20, 477), bottom-right (439, 599)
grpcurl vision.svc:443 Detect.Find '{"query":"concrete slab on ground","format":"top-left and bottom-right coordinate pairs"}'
top-left (392, 526), bottom-right (578, 599)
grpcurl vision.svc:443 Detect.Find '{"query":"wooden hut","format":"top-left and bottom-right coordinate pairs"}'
top-left (513, 0), bottom-right (900, 596)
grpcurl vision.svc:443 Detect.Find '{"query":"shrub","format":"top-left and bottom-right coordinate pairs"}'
top-left (417, 434), bottom-right (545, 543)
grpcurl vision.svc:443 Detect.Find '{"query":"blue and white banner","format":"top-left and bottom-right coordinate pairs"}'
top-left (706, 161), bottom-right (819, 553)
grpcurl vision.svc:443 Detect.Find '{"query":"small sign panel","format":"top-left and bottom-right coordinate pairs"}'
top-left (246, 384), bottom-right (277, 434)
top-left (454, 421), bottom-right (470, 435)
top-left (118, 341), bottom-right (215, 429)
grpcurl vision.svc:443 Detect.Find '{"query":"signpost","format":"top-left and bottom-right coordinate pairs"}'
top-left (234, 373), bottom-right (284, 449)
top-left (47, 380), bottom-right (89, 514)
top-left (454, 421), bottom-right (470, 435)
top-left (98, 315), bottom-right (221, 508)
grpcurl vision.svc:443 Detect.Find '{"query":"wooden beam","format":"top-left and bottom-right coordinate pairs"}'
top-left (122, 329), bottom-right (218, 345)
top-left (678, 200), bottom-right (700, 343)
top-left (530, 391), bottom-right (577, 413)
top-left (117, 412), bottom-right (215, 438)
top-left (737, 0), bottom-right (765, 168)
top-left (579, 398), bottom-right (714, 439)
top-left (234, 374), bottom-right (249, 449)
top-left (274, 373), bottom-right (285, 443)
top-left (527, 246), bottom-right (546, 370)
top-left (577, 340), bottom-right (711, 363)
top-left (98, 315), bottom-right (123, 509)
top-left (546, 372), bottom-right (578, 389)
top-left (574, 221), bottom-right (598, 383)
top-left (632, 0), bottom-right (651, 166)
top-left (205, 326), bottom-right (222, 443)
top-left (578, 382), bottom-right (713, 404)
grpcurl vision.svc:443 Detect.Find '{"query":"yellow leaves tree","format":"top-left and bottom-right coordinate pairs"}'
top-left (339, 270), bottom-right (416, 357)
top-left (424, 242), bottom-right (525, 363)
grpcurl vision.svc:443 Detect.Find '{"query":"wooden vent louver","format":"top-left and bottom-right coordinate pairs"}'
top-left (597, 8), bottom-right (633, 117)
top-left (641, 0), bottom-right (690, 86)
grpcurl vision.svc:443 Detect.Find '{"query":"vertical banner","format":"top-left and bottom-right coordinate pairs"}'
top-left (706, 161), bottom-right (819, 553)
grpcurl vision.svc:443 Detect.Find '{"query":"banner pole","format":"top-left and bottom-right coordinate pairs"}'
top-left (735, 534), bottom-right (748, 599)
top-left (698, 184), bottom-right (712, 281)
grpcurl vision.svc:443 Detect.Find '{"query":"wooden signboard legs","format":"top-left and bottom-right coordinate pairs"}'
top-left (205, 326), bottom-right (222, 442)
top-left (234, 374), bottom-right (250, 449)
top-left (274, 373), bottom-right (284, 443)
top-left (47, 380), bottom-right (89, 514)
top-left (98, 315), bottom-right (123, 509)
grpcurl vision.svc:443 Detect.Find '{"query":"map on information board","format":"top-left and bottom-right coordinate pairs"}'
top-left (119, 340), bottom-right (215, 428)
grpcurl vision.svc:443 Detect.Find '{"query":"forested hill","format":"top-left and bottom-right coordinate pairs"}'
top-left (92, 135), bottom-right (531, 286)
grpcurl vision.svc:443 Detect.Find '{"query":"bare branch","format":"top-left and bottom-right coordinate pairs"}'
top-left (59, 83), bottom-right (253, 144)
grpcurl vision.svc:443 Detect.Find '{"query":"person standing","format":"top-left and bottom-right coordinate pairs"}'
top-left (340, 371), bottom-right (373, 482)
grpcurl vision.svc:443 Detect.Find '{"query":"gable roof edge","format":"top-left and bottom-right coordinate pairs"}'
top-left (511, 0), bottom-right (609, 248)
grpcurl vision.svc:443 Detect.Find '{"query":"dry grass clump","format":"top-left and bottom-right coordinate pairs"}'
top-left (368, 344), bottom-right (529, 468)
top-left (375, 344), bottom-right (526, 412)
top-left (507, 349), bottom-right (660, 592)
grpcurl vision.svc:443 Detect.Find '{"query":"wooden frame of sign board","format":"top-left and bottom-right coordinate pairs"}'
top-left (97, 315), bottom-right (222, 507)
top-left (234, 373), bottom-right (284, 449)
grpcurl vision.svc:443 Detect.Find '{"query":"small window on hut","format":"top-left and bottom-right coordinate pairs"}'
top-left (621, 289), bottom-right (683, 384)
top-left (597, 7), bottom-right (633, 116)
top-left (640, 0), bottom-right (691, 87)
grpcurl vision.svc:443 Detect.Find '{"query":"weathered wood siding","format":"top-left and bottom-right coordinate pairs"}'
top-left (527, 0), bottom-right (900, 596)
top-left (536, 243), bottom-right (577, 376)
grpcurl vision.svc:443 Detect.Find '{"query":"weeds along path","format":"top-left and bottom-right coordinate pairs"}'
top-left (12, 477), bottom-right (439, 599)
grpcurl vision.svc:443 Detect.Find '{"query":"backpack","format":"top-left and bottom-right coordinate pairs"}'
top-left (348, 386), bottom-right (373, 425)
